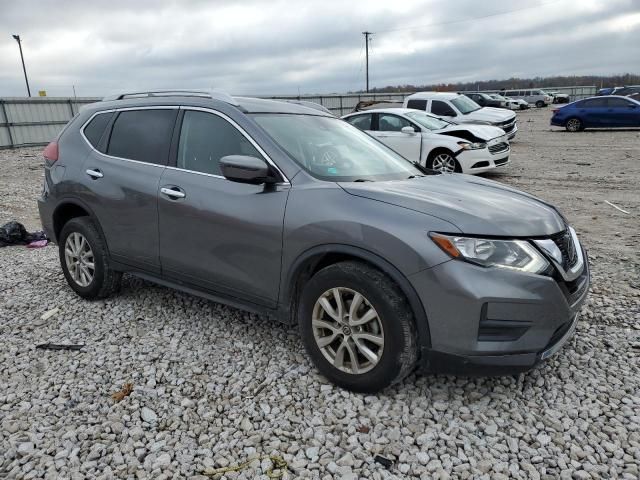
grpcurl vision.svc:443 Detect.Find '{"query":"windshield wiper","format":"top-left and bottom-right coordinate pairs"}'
top-left (353, 178), bottom-right (374, 182)
top-left (406, 174), bottom-right (426, 179)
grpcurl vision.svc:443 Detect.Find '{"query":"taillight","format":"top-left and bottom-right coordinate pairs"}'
top-left (43, 141), bottom-right (59, 163)
top-left (552, 108), bottom-right (559, 113)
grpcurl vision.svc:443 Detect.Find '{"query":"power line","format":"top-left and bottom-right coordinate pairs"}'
top-left (374, 1), bottom-right (561, 34)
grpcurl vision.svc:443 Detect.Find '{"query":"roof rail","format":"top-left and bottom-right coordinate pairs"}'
top-left (101, 89), bottom-right (239, 106)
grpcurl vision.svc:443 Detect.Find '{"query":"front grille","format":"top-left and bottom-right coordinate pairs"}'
top-left (497, 119), bottom-right (516, 133)
top-left (550, 230), bottom-right (578, 270)
top-left (494, 157), bottom-right (509, 165)
top-left (488, 142), bottom-right (509, 154)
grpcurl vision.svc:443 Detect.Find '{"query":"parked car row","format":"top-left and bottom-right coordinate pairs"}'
top-left (597, 85), bottom-right (640, 96)
top-left (341, 92), bottom-right (517, 175)
top-left (343, 109), bottom-right (510, 174)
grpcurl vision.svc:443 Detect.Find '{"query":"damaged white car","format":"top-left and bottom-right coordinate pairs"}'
top-left (342, 108), bottom-right (510, 174)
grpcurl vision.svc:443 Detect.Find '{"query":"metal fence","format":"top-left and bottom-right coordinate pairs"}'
top-left (0, 87), bottom-right (597, 149)
top-left (0, 97), bottom-right (98, 149)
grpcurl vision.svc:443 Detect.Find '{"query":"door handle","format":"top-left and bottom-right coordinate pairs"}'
top-left (160, 186), bottom-right (186, 199)
top-left (86, 168), bottom-right (103, 179)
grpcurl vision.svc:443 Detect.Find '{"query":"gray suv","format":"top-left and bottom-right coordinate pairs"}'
top-left (38, 90), bottom-right (589, 392)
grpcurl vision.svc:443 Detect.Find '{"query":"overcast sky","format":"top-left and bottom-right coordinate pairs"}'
top-left (1, 0), bottom-right (639, 97)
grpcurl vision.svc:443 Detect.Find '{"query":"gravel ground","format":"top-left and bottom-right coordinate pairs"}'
top-left (1, 108), bottom-right (639, 480)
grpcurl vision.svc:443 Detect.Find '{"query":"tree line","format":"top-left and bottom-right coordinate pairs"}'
top-left (358, 74), bottom-right (640, 93)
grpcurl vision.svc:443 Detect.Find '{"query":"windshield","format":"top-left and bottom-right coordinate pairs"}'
top-left (405, 111), bottom-right (451, 130)
top-left (451, 96), bottom-right (481, 114)
top-left (251, 114), bottom-right (424, 181)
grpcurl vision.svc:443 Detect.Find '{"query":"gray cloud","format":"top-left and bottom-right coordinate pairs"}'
top-left (1, 0), bottom-right (638, 97)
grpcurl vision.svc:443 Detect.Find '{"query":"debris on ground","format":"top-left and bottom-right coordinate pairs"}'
top-left (203, 455), bottom-right (289, 479)
top-left (27, 239), bottom-right (48, 248)
top-left (604, 200), bottom-right (631, 215)
top-left (39, 307), bottom-right (60, 322)
top-left (374, 455), bottom-right (394, 469)
top-left (0, 221), bottom-right (48, 247)
top-left (111, 382), bottom-right (134, 402)
top-left (35, 343), bottom-right (84, 351)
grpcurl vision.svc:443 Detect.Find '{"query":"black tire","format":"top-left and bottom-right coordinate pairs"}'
top-left (535, 100), bottom-right (545, 108)
top-left (298, 261), bottom-right (417, 393)
top-left (426, 149), bottom-right (462, 173)
top-left (565, 117), bottom-right (583, 132)
top-left (59, 217), bottom-right (121, 299)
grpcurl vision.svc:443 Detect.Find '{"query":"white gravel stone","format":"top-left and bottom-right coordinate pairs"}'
top-left (141, 407), bottom-right (158, 423)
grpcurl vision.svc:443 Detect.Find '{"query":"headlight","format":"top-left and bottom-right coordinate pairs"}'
top-left (458, 141), bottom-right (487, 150)
top-left (430, 233), bottom-right (550, 274)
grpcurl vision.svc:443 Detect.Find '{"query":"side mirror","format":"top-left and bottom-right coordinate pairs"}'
top-left (401, 126), bottom-right (417, 135)
top-left (219, 155), bottom-right (275, 185)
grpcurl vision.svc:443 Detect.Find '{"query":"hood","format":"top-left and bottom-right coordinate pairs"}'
top-left (458, 107), bottom-right (515, 124)
top-left (437, 124), bottom-right (506, 142)
top-left (340, 175), bottom-right (565, 237)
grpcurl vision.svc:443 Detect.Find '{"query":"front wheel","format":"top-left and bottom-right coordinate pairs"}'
top-left (535, 100), bottom-right (545, 108)
top-left (298, 261), bottom-right (417, 393)
top-left (565, 117), bottom-right (583, 132)
top-left (426, 150), bottom-right (461, 173)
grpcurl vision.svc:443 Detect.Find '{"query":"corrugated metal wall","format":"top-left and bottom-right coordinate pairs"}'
top-left (0, 98), bottom-right (98, 149)
top-left (0, 87), bottom-right (597, 149)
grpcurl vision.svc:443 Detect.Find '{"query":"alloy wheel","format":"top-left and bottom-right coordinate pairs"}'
top-left (64, 232), bottom-right (95, 287)
top-left (566, 118), bottom-right (581, 132)
top-left (312, 287), bottom-right (385, 375)
top-left (432, 153), bottom-right (457, 173)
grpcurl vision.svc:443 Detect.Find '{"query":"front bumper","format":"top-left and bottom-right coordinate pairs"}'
top-left (410, 247), bottom-right (590, 375)
top-left (457, 147), bottom-right (510, 174)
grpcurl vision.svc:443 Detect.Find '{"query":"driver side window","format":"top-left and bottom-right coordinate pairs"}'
top-left (378, 114), bottom-right (412, 132)
top-left (177, 110), bottom-right (263, 176)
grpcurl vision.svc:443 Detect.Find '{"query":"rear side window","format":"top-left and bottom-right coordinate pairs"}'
top-left (83, 112), bottom-right (114, 151)
top-left (107, 109), bottom-right (177, 165)
top-left (406, 99), bottom-right (427, 110)
top-left (345, 114), bottom-right (372, 131)
top-left (581, 98), bottom-right (607, 108)
top-left (177, 110), bottom-right (262, 176)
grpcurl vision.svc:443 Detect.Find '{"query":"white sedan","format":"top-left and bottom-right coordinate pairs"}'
top-left (342, 108), bottom-right (510, 174)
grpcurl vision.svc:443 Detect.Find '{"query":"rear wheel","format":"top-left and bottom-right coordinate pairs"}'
top-left (426, 150), bottom-right (461, 173)
top-left (565, 117), bottom-right (583, 132)
top-left (59, 217), bottom-right (121, 299)
top-left (298, 261), bottom-right (417, 393)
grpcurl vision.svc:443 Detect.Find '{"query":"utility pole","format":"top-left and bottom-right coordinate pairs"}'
top-left (362, 31), bottom-right (372, 93)
top-left (12, 35), bottom-right (31, 97)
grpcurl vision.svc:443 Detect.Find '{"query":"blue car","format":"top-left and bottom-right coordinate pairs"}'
top-left (550, 95), bottom-right (640, 132)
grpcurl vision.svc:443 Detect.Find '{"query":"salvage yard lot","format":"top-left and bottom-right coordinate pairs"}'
top-left (1, 107), bottom-right (639, 479)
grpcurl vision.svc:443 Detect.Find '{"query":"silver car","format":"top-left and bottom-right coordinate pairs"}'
top-left (38, 90), bottom-right (589, 392)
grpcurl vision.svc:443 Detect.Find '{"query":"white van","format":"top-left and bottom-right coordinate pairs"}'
top-left (502, 89), bottom-right (553, 108)
top-left (403, 92), bottom-right (518, 139)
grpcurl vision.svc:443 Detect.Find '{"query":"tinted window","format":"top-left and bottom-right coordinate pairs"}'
top-left (505, 91), bottom-right (517, 96)
top-left (84, 112), bottom-right (114, 150)
top-left (107, 109), bottom-right (176, 164)
top-left (177, 110), bottom-right (262, 176)
top-left (432, 100), bottom-right (457, 116)
top-left (346, 114), bottom-right (372, 131)
top-left (607, 97), bottom-right (633, 107)
top-left (581, 98), bottom-right (607, 108)
top-left (406, 99), bottom-right (428, 110)
top-left (378, 114), bottom-right (412, 132)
